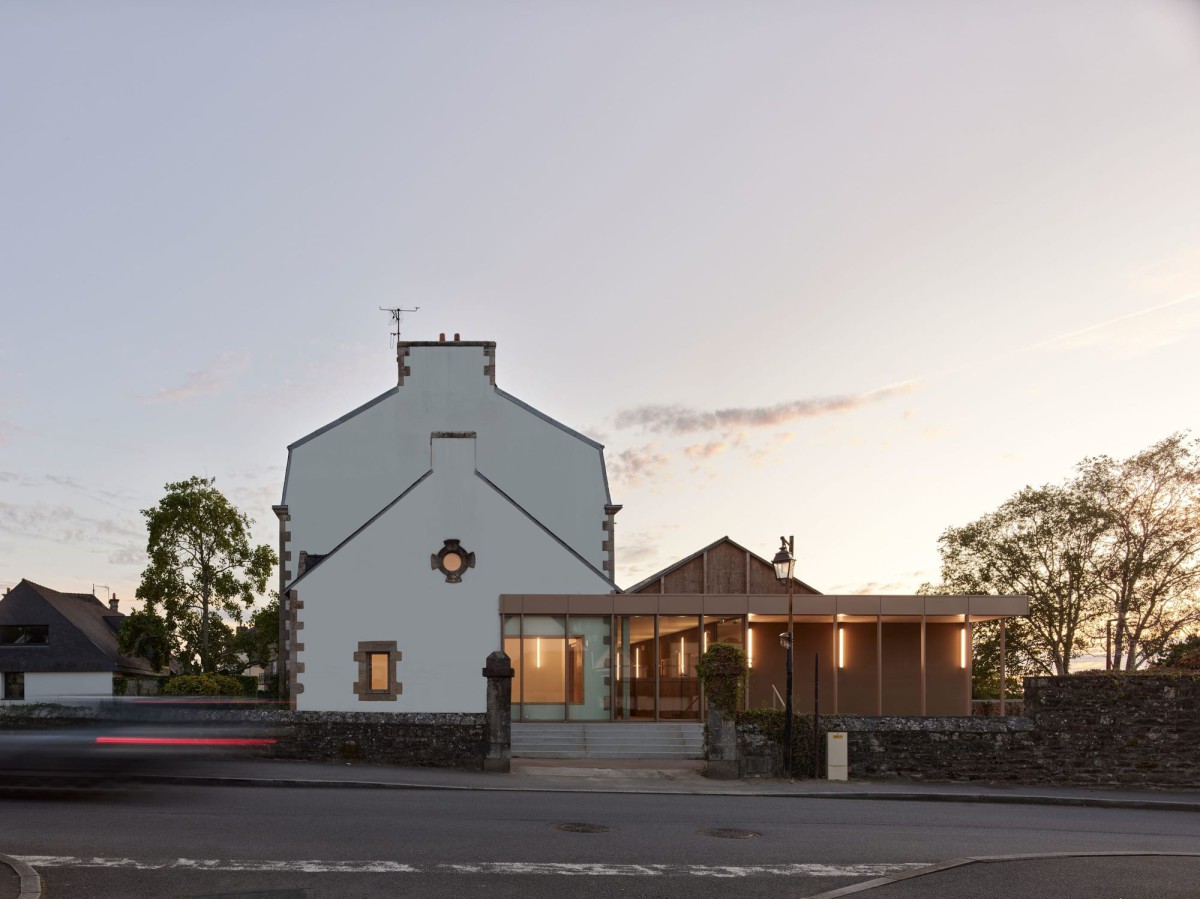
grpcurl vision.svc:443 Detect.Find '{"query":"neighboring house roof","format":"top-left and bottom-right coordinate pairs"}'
top-left (623, 536), bottom-right (823, 595)
top-left (0, 580), bottom-right (156, 676)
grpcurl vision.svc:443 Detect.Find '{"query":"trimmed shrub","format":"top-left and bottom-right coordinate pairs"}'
top-left (696, 642), bottom-right (748, 714)
top-left (210, 674), bottom-right (246, 696)
top-left (161, 673), bottom-right (247, 696)
top-left (235, 675), bottom-right (259, 697)
top-left (162, 674), bottom-right (221, 696)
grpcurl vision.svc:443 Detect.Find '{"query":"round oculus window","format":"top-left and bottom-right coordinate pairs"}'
top-left (431, 539), bottom-right (475, 583)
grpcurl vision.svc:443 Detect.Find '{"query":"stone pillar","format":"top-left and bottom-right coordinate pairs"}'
top-left (704, 708), bottom-right (739, 779)
top-left (482, 650), bottom-right (515, 773)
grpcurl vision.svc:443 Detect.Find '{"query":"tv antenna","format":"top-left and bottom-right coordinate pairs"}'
top-left (380, 306), bottom-right (420, 348)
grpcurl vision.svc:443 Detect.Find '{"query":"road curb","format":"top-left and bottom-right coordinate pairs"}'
top-left (128, 774), bottom-right (1200, 812)
top-left (0, 853), bottom-right (41, 899)
top-left (804, 851), bottom-right (1200, 897)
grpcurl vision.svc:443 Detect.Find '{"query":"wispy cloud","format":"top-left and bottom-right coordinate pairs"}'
top-left (829, 572), bottom-right (930, 594)
top-left (0, 471), bottom-right (140, 508)
top-left (617, 524), bottom-right (682, 579)
top-left (142, 351), bottom-right (252, 404)
top-left (0, 501), bottom-right (146, 564)
top-left (0, 418), bottom-right (38, 446)
top-left (0, 502), bottom-right (144, 555)
top-left (607, 443), bottom-right (672, 488)
top-left (613, 382), bottom-right (920, 436)
top-left (1027, 293), bottom-right (1200, 357)
top-left (683, 441), bottom-right (727, 460)
top-left (745, 432), bottom-right (796, 468)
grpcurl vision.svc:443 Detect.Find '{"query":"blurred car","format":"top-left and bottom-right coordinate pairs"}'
top-left (0, 699), bottom-right (278, 790)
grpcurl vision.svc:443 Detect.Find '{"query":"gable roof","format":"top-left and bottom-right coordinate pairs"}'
top-left (285, 468), bottom-right (434, 593)
top-left (0, 580), bottom-right (156, 675)
top-left (623, 536), bottom-right (822, 595)
top-left (475, 470), bottom-right (618, 591)
top-left (284, 464), bottom-right (617, 595)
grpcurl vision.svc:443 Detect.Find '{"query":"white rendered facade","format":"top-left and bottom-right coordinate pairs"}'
top-left (20, 671), bottom-right (112, 702)
top-left (278, 341), bottom-right (617, 712)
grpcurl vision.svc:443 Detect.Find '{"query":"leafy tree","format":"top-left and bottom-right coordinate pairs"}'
top-left (117, 606), bottom-right (173, 672)
top-left (232, 594), bottom-right (280, 674)
top-left (1076, 434), bottom-right (1200, 670)
top-left (176, 612), bottom-right (241, 674)
top-left (935, 485), bottom-right (1107, 675)
top-left (931, 434), bottom-right (1200, 675)
top-left (136, 476), bottom-right (277, 672)
top-left (1151, 634), bottom-right (1200, 670)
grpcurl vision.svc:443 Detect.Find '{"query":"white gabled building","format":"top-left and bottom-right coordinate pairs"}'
top-left (275, 339), bottom-right (620, 713)
top-left (276, 337), bottom-right (1029, 722)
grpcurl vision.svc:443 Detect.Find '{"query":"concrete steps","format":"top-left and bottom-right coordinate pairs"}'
top-left (512, 722), bottom-right (705, 760)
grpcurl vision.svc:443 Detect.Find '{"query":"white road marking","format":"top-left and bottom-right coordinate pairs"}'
top-left (15, 857), bottom-right (926, 878)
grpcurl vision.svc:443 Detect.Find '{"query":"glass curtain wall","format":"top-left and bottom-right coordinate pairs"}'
top-left (567, 616), bottom-right (612, 721)
top-left (614, 615), bottom-right (655, 719)
top-left (520, 615), bottom-right (566, 720)
top-left (504, 612), bottom-right (747, 721)
top-left (502, 615), bottom-right (523, 720)
top-left (658, 616), bottom-right (701, 719)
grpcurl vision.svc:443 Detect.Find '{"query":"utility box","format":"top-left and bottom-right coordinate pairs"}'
top-left (826, 731), bottom-right (848, 781)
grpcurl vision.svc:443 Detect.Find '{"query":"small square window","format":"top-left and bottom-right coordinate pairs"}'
top-left (3, 672), bottom-right (24, 701)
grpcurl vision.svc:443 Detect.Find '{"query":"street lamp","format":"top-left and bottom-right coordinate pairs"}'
top-left (772, 536), bottom-right (795, 780)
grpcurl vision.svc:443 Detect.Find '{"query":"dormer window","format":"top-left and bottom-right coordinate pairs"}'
top-left (1, 625), bottom-right (48, 645)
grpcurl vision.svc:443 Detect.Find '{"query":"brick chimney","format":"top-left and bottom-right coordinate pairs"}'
top-left (109, 595), bottom-right (119, 613)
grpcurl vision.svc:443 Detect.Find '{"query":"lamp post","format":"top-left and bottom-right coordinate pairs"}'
top-left (772, 536), bottom-right (795, 780)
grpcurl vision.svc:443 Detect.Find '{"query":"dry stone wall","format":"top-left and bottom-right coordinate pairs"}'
top-left (733, 674), bottom-right (1200, 788)
top-left (0, 705), bottom-right (488, 770)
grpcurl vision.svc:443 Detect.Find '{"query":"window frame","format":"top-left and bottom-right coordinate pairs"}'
top-left (353, 641), bottom-right (401, 701)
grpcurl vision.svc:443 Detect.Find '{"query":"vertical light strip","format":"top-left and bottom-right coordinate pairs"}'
top-left (635, 647), bottom-right (641, 678)
top-left (960, 627), bottom-right (967, 668)
top-left (838, 627), bottom-right (845, 668)
top-left (748, 627), bottom-right (754, 668)
top-left (703, 631), bottom-right (709, 652)
top-left (679, 637), bottom-right (685, 675)
top-left (536, 636), bottom-right (542, 669)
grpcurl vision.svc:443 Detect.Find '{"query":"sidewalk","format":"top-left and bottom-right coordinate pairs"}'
top-left (128, 756), bottom-right (1200, 812)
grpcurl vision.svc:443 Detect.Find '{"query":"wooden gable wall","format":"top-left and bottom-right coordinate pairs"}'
top-left (632, 539), bottom-right (820, 595)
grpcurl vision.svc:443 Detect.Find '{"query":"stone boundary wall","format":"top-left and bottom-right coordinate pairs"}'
top-left (0, 705), bottom-right (487, 770)
top-left (733, 674), bottom-right (1200, 788)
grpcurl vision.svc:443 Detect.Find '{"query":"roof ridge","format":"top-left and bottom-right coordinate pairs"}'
top-left (623, 535), bottom-right (822, 595)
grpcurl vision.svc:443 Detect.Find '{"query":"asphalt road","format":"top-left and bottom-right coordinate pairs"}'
top-left (3, 784), bottom-right (1199, 898)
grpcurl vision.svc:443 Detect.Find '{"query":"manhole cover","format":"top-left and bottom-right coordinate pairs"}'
top-left (701, 828), bottom-right (760, 840)
top-left (553, 822), bottom-right (612, 833)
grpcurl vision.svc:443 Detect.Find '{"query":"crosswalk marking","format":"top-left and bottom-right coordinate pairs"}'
top-left (16, 857), bottom-right (927, 878)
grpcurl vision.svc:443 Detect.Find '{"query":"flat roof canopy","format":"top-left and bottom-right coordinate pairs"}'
top-left (500, 593), bottom-right (1029, 620)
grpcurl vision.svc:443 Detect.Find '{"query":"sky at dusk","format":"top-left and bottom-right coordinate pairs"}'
top-left (3, 2), bottom-right (1199, 621)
